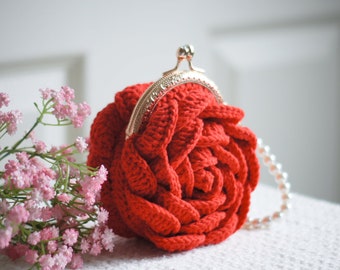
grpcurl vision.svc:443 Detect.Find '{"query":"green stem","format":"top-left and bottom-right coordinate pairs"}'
top-left (0, 117), bottom-right (41, 161)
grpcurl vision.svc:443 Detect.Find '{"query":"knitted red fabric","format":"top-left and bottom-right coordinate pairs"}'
top-left (87, 82), bottom-right (260, 252)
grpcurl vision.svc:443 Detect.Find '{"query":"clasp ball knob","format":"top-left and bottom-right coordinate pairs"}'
top-left (177, 44), bottom-right (195, 61)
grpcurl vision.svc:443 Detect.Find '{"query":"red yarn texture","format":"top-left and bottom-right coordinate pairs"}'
top-left (87, 82), bottom-right (260, 252)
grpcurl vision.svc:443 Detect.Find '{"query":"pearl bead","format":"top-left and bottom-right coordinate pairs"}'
top-left (282, 193), bottom-right (292, 202)
top-left (261, 216), bottom-right (272, 226)
top-left (269, 163), bottom-right (282, 175)
top-left (278, 182), bottom-right (291, 192)
top-left (263, 154), bottom-right (276, 166)
top-left (275, 172), bottom-right (288, 183)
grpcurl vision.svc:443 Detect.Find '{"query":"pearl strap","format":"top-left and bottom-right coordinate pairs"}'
top-left (243, 138), bottom-right (292, 229)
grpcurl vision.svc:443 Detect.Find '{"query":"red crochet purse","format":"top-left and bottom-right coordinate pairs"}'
top-left (87, 45), bottom-right (291, 252)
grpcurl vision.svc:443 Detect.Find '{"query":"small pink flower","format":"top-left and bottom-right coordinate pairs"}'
top-left (97, 207), bottom-right (109, 224)
top-left (27, 231), bottom-right (41, 245)
top-left (75, 136), bottom-right (88, 153)
top-left (55, 245), bottom-right (73, 268)
top-left (27, 205), bottom-right (42, 220)
top-left (3, 243), bottom-right (29, 260)
top-left (3, 153), bottom-right (36, 189)
top-left (57, 193), bottom-right (72, 203)
top-left (50, 205), bottom-right (64, 221)
top-left (80, 177), bottom-right (100, 206)
top-left (40, 88), bottom-right (52, 100)
top-left (60, 86), bottom-right (75, 102)
top-left (79, 165), bottom-right (107, 206)
top-left (0, 92), bottom-right (10, 108)
top-left (40, 226), bottom-right (59, 241)
top-left (0, 110), bottom-right (22, 135)
top-left (16, 152), bottom-right (29, 164)
top-left (40, 185), bottom-right (55, 201)
top-left (40, 207), bottom-right (53, 221)
top-left (89, 241), bottom-right (102, 256)
top-left (101, 227), bottom-right (115, 252)
top-left (27, 130), bottom-right (36, 141)
top-left (96, 165), bottom-right (108, 184)
top-left (62, 229), bottom-right (79, 247)
top-left (7, 205), bottom-right (29, 224)
top-left (80, 239), bottom-right (90, 254)
top-left (34, 140), bottom-right (48, 153)
top-left (71, 102), bottom-right (91, 128)
top-left (39, 254), bottom-right (54, 269)
top-left (24, 249), bottom-right (38, 264)
top-left (91, 227), bottom-right (102, 242)
top-left (30, 189), bottom-right (43, 203)
top-left (47, 240), bottom-right (58, 253)
top-left (50, 226), bottom-right (60, 239)
top-left (70, 253), bottom-right (83, 269)
top-left (0, 199), bottom-right (9, 214)
top-left (0, 226), bottom-right (12, 249)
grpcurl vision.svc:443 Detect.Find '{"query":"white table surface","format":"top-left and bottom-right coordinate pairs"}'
top-left (1, 184), bottom-right (339, 270)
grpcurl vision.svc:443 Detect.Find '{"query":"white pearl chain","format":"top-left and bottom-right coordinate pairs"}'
top-left (243, 138), bottom-right (292, 230)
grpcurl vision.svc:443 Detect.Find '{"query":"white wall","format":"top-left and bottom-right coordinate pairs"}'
top-left (0, 0), bottom-right (339, 203)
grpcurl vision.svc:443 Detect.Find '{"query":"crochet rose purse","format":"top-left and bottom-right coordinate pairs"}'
top-left (87, 45), bottom-right (291, 252)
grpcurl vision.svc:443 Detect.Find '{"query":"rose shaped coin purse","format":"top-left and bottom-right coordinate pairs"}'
top-left (87, 45), bottom-right (291, 252)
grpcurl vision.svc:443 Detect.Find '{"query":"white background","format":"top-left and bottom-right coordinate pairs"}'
top-left (0, 0), bottom-right (339, 203)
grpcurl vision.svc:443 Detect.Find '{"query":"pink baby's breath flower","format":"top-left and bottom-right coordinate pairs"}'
top-left (0, 88), bottom-right (116, 269)
top-left (0, 226), bottom-right (12, 249)
top-left (40, 226), bottom-right (59, 241)
top-left (62, 229), bottom-right (79, 247)
top-left (40, 185), bottom-right (55, 201)
top-left (51, 205), bottom-right (64, 221)
top-left (7, 205), bottom-right (29, 224)
top-left (34, 140), bottom-right (48, 153)
top-left (29, 189), bottom-right (44, 204)
top-left (40, 207), bottom-right (53, 221)
top-left (101, 227), bottom-right (115, 252)
top-left (60, 86), bottom-right (75, 102)
top-left (45, 86), bottom-right (91, 128)
top-left (57, 193), bottom-right (72, 203)
top-left (39, 254), bottom-right (54, 270)
top-left (70, 253), bottom-right (83, 269)
top-left (55, 245), bottom-right (73, 269)
top-left (40, 88), bottom-right (53, 100)
top-left (27, 130), bottom-right (36, 141)
top-left (4, 243), bottom-right (29, 260)
top-left (24, 249), bottom-right (39, 264)
top-left (91, 227), bottom-right (102, 242)
top-left (97, 207), bottom-right (109, 224)
top-left (27, 231), bottom-right (41, 245)
top-left (0, 199), bottom-right (9, 214)
top-left (76, 102), bottom-right (91, 121)
top-left (0, 92), bottom-right (10, 108)
top-left (80, 176), bottom-right (101, 206)
top-left (75, 136), bottom-right (88, 153)
top-left (6, 166), bottom-right (29, 189)
top-left (47, 240), bottom-right (58, 253)
top-left (78, 166), bottom-right (107, 206)
top-left (96, 165), bottom-right (108, 184)
top-left (16, 152), bottom-right (29, 164)
top-left (89, 241), bottom-right (102, 256)
top-left (26, 203), bottom-right (42, 221)
top-left (4, 153), bottom-right (35, 189)
top-left (69, 102), bottom-right (91, 128)
top-left (0, 110), bottom-right (22, 135)
top-left (80, 238), bottom-right (90, 254)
